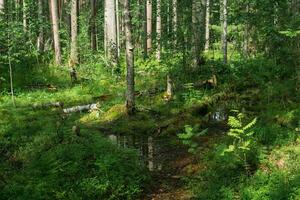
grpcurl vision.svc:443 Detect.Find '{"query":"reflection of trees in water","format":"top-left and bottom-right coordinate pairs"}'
top-left (108, 134), bottom-right (164, 171)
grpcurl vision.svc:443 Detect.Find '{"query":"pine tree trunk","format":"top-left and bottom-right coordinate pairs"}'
top-left (204, 0), bottom-right (210, 51)
top-left (192, 0), bottom-right (201, 67)
top-left (90, 0), bottom-right (97, 50)
top-left (123, 0), bottom-right (135, 114)
top-left (156, 0), bottom-right (161, 61)
top-left (146, 0), bottom-right (152, 55)
top-left (50, 0), bottom-right (62, 65)
top-left (70, 0), bottom-right (78, 64)
top-left (221, 0), bottom-right (227, 64)
top-left (37, 0), bottom-right (44, 52)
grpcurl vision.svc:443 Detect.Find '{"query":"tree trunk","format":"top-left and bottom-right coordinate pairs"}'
top-left (204, 0), bottom-right (210, 51)
top-left (146, 0), bottom-right (152, 55)
top-left (172, 0), bottom-right (177, 46)
top-left (23, 0), bottom-right (27, 32)
top-left (221, 0), bottom-right (227, 64)
top-left (156, 0), bottom-right (161, 61)
top-left (0, 0), bottom-right (4, 13)
top-left (105, 0), bottom-right (118, 66)
top-left (50, 0), bottom-right (62, 65)
top-left (192, 0), bottom-right (201, 67)
top-left (143, 0), bottom-right (147, 57)
top-left (37, 0), bottom-right (44, 52)
top-left (243, 2), bottom-right (249, 57)
top-left (116, 0), bottom-right (120, 58)
top-left (90, 0), bottom-right (97, 50)
top-left (70, 0), bottom-right (78, 64)
top-left (123, 0), bottom-right (135, 114)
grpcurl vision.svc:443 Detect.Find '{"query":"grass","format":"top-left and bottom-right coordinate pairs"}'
top-left (0, 53), bottom-right (299, 199)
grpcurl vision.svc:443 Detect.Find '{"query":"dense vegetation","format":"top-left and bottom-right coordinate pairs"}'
top-left (0, 0), bottom-right (299, 199)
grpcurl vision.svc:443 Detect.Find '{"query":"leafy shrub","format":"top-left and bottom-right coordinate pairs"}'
top-left (0, 132), bottom-right (148, 200)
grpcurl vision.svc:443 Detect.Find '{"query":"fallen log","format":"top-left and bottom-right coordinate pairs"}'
top-left (63, 103), bottom-right (98, 114)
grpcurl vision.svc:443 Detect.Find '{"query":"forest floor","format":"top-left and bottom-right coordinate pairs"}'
top-left (1, 60), bottom-right (299, 199)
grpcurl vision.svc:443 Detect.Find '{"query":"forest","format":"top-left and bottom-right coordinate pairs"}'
top-left (0, 0), bottom-right (299, 199)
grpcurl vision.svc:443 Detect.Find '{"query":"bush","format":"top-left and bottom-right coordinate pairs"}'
top-left (0, 132), bottom-right (148, 200)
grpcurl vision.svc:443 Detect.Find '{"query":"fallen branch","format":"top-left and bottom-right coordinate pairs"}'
top-left (63, 103), bottom-right (98, 114)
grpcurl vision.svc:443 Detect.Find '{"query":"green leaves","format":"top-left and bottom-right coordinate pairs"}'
top-left (222, 111), bottom-right (257, 170)
top-left (178, 125), bottom-right (208, 154)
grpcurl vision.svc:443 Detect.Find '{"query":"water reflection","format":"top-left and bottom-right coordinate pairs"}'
top-left (108, 134), bottom-right (163, 171)
top-left (211, 106), bottom-right (228, 122)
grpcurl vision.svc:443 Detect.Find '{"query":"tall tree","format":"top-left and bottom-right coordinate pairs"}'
top-left (116, 0), bottom-right (120, 58)
top-left (37, 0), bottom-right (44, 52)
top-left (204, 0), bottom-right (210, 51)
top-left (70, 0), bottom-right (78, 64)
top-left (192, 0), bottom-right (201, 67)
top-left (22, 0), bottom-right (27, 32)
top-left (105, 0), bottom-right (118, 65)
top-left (123, 0), bottom-right (135, 114)
top-left (50, 0), bottom-right (62, 65)
top-left (0, 0), bottom-right (4, 13)
top-left (156, 0), bottom-right (161, 60)
top-left (90, 0), bottom-right (97, 50)
top-left (146, 0), bottom-right (152, 55)
top-left (172, 0), bottom-right (177, 46)
top-left (221, 0), bottom-right (228, 63)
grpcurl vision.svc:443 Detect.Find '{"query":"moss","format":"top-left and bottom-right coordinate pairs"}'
top-left (99, 104), bottom-right (127, 123)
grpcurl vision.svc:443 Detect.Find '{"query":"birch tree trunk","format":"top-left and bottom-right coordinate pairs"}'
top-left (116, 0), bottom-right (120, 58)
top-left (0, 0), bottom-right (4, 13)
top-left (243, 3), bottom-right (249, 57)
top-left (156, 0), bottom-right (161, 61)
top-left (146, 0), bottom-right (152, 55)
top-left (50, 0), bottom-right (62, 65)
top-left (123, 0), bottom-right (135, 114)
top-left (70, 0), bottom-right (78, 64)
top-left (172, 0), bottom-right (177, 46)
top-left (221, 0), bottom-right (228, 64)
top-left (105, 0), bottom-right (118, 66)
top-left (204, 0), bottom-right (210, 51)
top-left (23, 0), bottom-right (27, 32)
top-left (37, 0), bottom-right (44, 52)
top-left (90, 0), bottom-right (97, 50)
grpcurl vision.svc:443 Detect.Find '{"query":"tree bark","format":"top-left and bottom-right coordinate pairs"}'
top-left (221, 0), bottom-right (228, 64)
top-left (204, 0), bottom-right (210, 51)
top-left (123, 0), bottom-right (135, 114)
top-left (192, 0), bottom-right (201, 67)
top-left (70, 0), bottom-right (78, 64)
top-left (0, 0), bottom-right (4, 13)
top-left (50, 0), bottom-right (62, 65)
top-left (23, 0), bottom-right (27, 32)
top-left (146, 0), bottom-right (152, 55)
top-left (156, 0), bottom-right (161, 60)
top-left (116, 0), bottom-right (120, 58)
top-left (105, 0), bottom-right (118, 66)
top-left (90, 0), bottom-right (97, 50)
top-left (243, 3), bottom-right (249, 57)
top-left (172, 0), bottom-right (177, 46)
top-left (63, 103), bottom-right (98, 114)
top-left (37, 0), bottom-right (44, 52)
